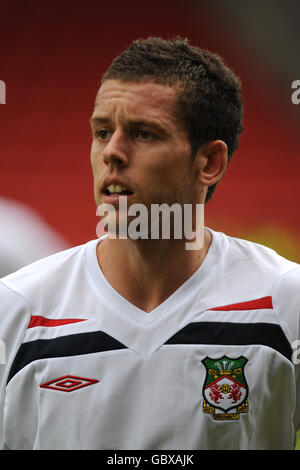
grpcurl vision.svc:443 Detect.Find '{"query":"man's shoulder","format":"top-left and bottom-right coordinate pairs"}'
top-left (212, 230), bottom-right (300, 334)
top-left (0, 240), bottom-right (97, 302)
top-left (209, 229), bottom-right (300, 303)
top-left (235, 233), bottom-right (300, 295)
top-left (220, 230), bottom-right (299, 275)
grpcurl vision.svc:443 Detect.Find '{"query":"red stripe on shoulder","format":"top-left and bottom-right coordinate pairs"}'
top-left (28, 316), bottom-right (86, 328)
top-left (209, 296), bottom-right (273, 311)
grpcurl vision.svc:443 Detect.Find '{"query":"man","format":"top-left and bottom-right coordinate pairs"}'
top-left (0, 37), bottom-right (300, 450)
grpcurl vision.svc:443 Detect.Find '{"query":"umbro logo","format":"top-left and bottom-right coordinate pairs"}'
top-left (40, 375), bottom-right (99, 392)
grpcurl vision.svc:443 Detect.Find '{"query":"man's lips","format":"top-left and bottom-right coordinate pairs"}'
top-left (100, 179), bottom-right (134, 206)
top-left (101, 193), bottom-right (134, 204)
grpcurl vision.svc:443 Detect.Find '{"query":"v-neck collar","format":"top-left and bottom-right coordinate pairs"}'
top-left (85, 228), bottom-right (224, 356)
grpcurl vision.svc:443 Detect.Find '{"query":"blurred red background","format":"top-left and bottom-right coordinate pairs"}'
top-left (1, 0), bottom-right (299, 263)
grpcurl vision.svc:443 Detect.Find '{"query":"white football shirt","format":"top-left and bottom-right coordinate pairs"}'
top-left (0, 228), bottom-right (300, 449)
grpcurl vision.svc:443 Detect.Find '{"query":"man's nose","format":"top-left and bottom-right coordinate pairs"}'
top-left (102, 130), bottom-right (129, 167)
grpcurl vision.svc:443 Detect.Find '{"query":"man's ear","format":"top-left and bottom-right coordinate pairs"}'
top-left (195, 140), bottom-right (228, 187)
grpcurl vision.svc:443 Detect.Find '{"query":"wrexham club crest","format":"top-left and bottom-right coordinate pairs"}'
top-left (202, 356), bottom-right (249, 421)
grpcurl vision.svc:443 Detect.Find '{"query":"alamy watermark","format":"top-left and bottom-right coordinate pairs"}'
top-left (292, 340), bottom-right (300, 365)
top-left (96, 198), bottom-right (204, 250)
top-left (291, 80), bottom-right (300, 105)
top-left (0, 340), bottom-right (6, 364)
top-left (0, 80), bottom-right (6, 104)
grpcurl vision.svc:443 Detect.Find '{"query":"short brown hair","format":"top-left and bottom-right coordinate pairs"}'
top-left (102, 37), bottom-right (244, 202)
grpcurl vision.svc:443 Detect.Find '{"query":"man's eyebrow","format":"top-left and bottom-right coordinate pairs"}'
top-left (89, 116), bottom-right (110, 127)
top-left (128, 119), bottom-right (165, 132)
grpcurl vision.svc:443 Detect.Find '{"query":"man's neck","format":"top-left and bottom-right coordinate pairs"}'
top-left (97, 229), bottom-right (212, 313)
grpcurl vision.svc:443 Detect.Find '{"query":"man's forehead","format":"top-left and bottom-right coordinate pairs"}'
top-left (90, 80), bottom-right (185, 133)
top-left (94, 79), bottom-right (179, 109)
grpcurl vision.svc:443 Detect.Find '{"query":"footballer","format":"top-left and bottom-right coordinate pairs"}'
top-left (0, 37), bottom-right (300, 450)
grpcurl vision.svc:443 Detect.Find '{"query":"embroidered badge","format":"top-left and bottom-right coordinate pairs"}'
top-left (202, 356), bottom-right (249, 421)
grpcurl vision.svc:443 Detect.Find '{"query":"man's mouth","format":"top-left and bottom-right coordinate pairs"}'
top-left (103, 184), bottom-right (134, 196)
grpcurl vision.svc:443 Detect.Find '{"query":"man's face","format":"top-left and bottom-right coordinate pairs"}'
top-left (90, 79), bottom-right (200, 234)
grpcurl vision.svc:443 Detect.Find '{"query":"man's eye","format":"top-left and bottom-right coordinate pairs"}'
top-left (135, 129), bottom-right (154, 140)
top-left (95, 129), bottom-right (110, 140)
